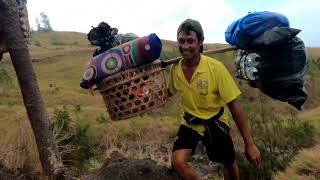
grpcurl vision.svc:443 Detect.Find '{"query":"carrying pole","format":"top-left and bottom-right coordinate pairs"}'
top-left (161, 46), bottom-right (237, 67)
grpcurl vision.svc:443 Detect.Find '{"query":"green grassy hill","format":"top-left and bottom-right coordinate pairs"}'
top-left (31, 31), bottom-right (89, 47)
top-left (1, 31), bottom-right (320, 178)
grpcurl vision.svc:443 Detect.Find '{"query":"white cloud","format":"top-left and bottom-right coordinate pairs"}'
top-left (182, 0), bottom-right (235, 43)
top-left (27, 0), bottom-right (234, 43)
top-left (27, 0), bottom-right (319, 46)
top-left (271, 0), bottom-right (320, 46)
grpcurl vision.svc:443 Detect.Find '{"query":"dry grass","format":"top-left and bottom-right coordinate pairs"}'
top-left (303, 77), bottom-right (320, 109)
top-left (0, 31), bottom-right (105, 175)
top-left (0, 31), bottom-right (319, 178)
top-left (274, 144), bottom-right (320, 180)
top-left (273, 105), bottom-right (320, 180)
top-left (298, 106), bottom-right (320, 131)
top-left (307, 48), bottom-right (320, 60)
top-left (97, 114), bottom-right (179, 165)
top-left (0, 118), bottom-right (42, 175)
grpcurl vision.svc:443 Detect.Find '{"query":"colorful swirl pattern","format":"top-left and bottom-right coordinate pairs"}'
top-left (80, 33), bottom-right (162, 89)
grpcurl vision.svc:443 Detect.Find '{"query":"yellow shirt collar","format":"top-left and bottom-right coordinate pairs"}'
top-left (177, 55), bottom-right (207, 82)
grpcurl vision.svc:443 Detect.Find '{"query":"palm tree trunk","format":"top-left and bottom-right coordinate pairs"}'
top-left (0, 0), bottom-right (66, 179)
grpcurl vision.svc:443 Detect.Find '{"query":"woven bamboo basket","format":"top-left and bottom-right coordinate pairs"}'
top-left (96, 60), bottom-right (168, 120)
top-left (95, 46), bottom-right (237, 120)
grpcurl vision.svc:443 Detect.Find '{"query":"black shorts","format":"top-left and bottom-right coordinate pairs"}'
top-left (172, 123), bottom-right (235, 164)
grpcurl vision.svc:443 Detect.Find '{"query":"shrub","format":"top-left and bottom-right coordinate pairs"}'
top-left (72, 41), bottom-right (79, 46)
top-left (33, 39), bottom-right (42, 47)
top-left (54, 105), bottom-right (71, 131)
top-left (51, 36), bottom-right (65, 46)
top-left (74, 104), bottom-right (81, 113)
top-left (95, 113), bottom-right (109, 124)
top-left (235, 94), bottom-right (315, 179)
top-left (0, 68), bottom-right (13, 86)
top-left (308, 58), bottom-right (320, 77)
top-left (160, 47), bottom-right (180, 60)
top-left (53, 106), bottom-right (98, 170)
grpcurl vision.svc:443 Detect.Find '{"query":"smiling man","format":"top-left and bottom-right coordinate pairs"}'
top-left (168, 18), bottom-right (261, 180)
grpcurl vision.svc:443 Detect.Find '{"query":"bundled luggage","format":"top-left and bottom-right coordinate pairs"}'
top-left (81, 33), bottom-right (162, 89)
top-left (81, 22), bottom-right (166, 120)
top-left (87, 22), bottom-right (139, 57)
top-left (225, 11), bottom-right (289, 48)
top-left (225, 11), bottom-right (308, 110)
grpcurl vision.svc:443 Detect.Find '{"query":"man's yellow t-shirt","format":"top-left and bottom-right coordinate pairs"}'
top-left (167, 55), bottom-right (241, 136)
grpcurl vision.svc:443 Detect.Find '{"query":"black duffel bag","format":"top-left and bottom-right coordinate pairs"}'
top-left (235, 27), bottom-right (308, 110)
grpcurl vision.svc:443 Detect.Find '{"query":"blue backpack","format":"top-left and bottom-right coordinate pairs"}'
top-left (225, 11), bottom-right (289, 48)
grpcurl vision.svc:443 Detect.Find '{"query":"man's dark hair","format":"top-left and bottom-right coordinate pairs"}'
top-left (177, 19), bottom-right (204, 53)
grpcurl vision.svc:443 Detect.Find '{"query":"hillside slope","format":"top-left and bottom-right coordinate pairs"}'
top-left (0, 31), bottom-right (320, 179)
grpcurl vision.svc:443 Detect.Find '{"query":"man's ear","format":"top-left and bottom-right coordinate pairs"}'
top-left (199, 39), bottom-right (204, 46)
top-left (199, 38), bottom-right (204, 53)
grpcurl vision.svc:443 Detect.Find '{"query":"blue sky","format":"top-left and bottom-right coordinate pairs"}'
top-left (27, 0), bottom-right (320, 47)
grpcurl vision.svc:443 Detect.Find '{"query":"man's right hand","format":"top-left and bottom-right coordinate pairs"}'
top-left (245, 143), bottom-right (261, 168)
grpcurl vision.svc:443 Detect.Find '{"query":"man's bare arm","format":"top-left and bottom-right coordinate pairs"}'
top-left (227, 99), bottom-right (261, 167)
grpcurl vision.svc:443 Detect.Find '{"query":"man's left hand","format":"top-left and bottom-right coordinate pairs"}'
top-left (245, 143), bottom-right (261, 168)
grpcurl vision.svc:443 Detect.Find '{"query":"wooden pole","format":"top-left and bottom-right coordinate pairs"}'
top-left (0, 1), bottom-right (67, 179)
top-left (161, 46), bottom-right (237, 67)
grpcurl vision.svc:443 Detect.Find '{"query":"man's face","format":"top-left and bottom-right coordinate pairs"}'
top-left (177, 31), bottom-right (203, 61)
